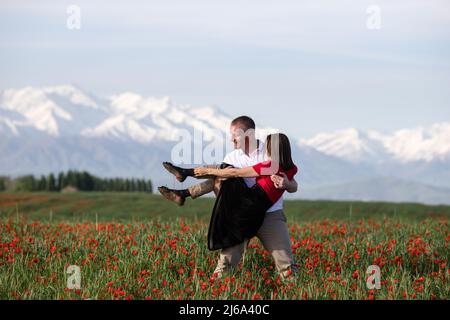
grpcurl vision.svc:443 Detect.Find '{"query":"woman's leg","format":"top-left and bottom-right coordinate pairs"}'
top-left (158, 164), bottom-right (223, 205)
top-left (188, 179), bottom-right (215, 198)
top-left (162, 162), bottom-right (195, 182)
top-left (163, 162), bottom-right (219, 181)
top-left (158, 179), bottom-right (216, 206)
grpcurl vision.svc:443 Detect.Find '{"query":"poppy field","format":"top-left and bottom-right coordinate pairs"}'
top-left (0, 192), bottom-right (449, 300)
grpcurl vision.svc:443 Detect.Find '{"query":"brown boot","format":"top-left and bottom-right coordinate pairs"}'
top-left (158, 186), bottom-right (186, 206)
top-left (162, 162), bottom-right (190, 182)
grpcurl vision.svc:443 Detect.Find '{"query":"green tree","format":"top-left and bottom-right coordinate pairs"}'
top-left (57, 172), bottom-right (66, 191)
top-left (47, 173), bottom-right (57, 191)
top-left (79, 171), bottom-right (93, 191)
top-left (15, 175), bottom-right (37, 191)
top-left (74, 171), bottom-right (82, 190)
top-left (66, 170), bottom-right (76, 188)
top-left (37, 175), bottom-right (47, 191)
top-left (0, 176), bottom-right (6, 191)
top-left (147, 179), bottom-right (153, 193)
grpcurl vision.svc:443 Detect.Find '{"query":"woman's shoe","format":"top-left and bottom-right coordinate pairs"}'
top-left (158, 186), bottom-right (186, 206)
top-left (162, 162), bottom-right (188, 182)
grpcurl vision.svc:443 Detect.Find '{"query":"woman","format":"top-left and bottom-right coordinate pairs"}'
top-left (164, 133), bottom-right (298, 250)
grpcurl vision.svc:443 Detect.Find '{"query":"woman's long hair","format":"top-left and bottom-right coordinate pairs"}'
top-left (265, 133), bottom-right (295, 171)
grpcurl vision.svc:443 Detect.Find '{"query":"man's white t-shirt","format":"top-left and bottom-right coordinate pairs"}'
top-left (222, 140), bottom-right (283, 213)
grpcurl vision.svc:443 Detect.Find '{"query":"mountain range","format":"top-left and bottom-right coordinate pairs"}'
top-left (1, 85), bottom-right (449, 205)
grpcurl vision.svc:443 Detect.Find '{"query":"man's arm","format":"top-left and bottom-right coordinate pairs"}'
top-left (194, 166), bottom-right (258, 178)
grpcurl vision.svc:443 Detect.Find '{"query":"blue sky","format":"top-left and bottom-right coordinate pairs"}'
top-left (1, 0), bottom-right (449, 139)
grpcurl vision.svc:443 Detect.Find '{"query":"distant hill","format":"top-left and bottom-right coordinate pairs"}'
top-left (298, 176), bottom-right (450, 205)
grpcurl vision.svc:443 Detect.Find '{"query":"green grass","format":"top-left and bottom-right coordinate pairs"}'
top-left (1, 192), bottom-right (449, 223)
top-left (0, 192), bottom-right (449, 300)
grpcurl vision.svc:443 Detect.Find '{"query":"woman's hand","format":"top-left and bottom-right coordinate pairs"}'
top-left (271, 173), bottom-right (288, 189)
top-left (271, 173), bottom-right (298, 193)
top-left (194, 167), bottom-right (210, 177)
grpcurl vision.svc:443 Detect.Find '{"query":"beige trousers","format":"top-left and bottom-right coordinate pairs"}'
top-left (213, 210), bottom-right (296, 278)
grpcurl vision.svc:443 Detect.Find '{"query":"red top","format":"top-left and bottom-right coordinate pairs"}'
top-left (252, 160), bottom-right (298, 204)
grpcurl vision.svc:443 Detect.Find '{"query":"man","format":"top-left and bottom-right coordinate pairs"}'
top-left (158, 116), bottom-right (298, 278)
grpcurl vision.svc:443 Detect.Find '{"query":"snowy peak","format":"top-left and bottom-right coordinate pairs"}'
top-left (2, 85), bottom-right (449, 165)
top-left (0, 85), bottom-right (234, 142)
top-left (82, 92), bottom-right (233, 143)
top-left (42, 85), bottom-right (99, 110)
top-left (300, 123), bottom-right (450, 164)
top-left (0, 85), bottom-right (107, 136)
top-left (109, 92), bottom-right (170, 116)
top-left (2, 86), bottom-right (72, 136)
top-left (382, 123), bottom-right (450, 162)
top-left (299, 128), bottom-right (387, 163)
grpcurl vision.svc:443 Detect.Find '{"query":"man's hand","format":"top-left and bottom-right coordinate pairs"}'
top-left (194, 167), bottom-right (210, 177)
top-left (271, 173), bottom-right (298, 193)
top-left (194, 166), bottom-right (235, 178)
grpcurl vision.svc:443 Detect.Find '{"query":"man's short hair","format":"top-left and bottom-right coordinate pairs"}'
top-left (230, 116), bottom-right (256, 131)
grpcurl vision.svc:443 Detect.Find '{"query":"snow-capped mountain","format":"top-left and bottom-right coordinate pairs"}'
top-left (1, 85), bottom-right (449, 205)
top-left (299, 128), bottom-right (388, 164)
top-left (81, 92), bottom-right (239, 145)
top-left (382, 123), bottom-right (450, 162)
top-left (299, 123), bottom-right (450, 164)
top-left (0, 85), bottom-right (274, 145)
top-left (1, 85), bottom-right (109, 137)
top-left (298, 125), bottom-right (450, 193)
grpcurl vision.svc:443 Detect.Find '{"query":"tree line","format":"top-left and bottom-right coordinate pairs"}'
top-left (0, 170), bottom-right (153, 193)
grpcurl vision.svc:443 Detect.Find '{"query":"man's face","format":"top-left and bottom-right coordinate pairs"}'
top-left (230, 124), bottom-right (246, 150)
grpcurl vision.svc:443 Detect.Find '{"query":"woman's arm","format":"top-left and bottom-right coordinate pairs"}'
top-left (194, 166), bottom-right (258, 178)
